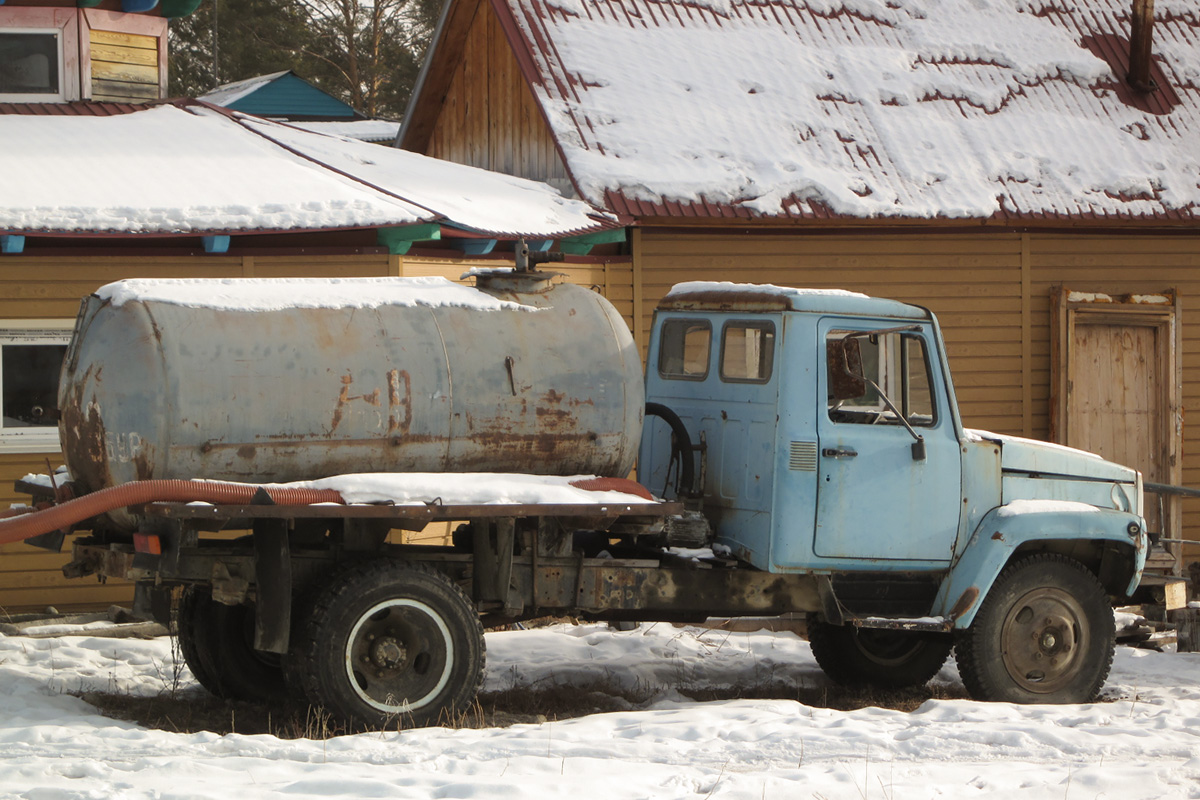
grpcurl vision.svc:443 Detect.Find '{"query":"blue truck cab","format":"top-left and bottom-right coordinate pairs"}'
top-left (640, 282), bottom-right (1148, 703)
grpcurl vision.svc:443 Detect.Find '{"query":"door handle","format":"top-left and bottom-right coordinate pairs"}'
top-left (822, 446), bottom-right (858, 458)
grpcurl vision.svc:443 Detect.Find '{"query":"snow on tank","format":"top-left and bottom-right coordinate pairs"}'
top-left (59, 273), bottom-right (644, 529)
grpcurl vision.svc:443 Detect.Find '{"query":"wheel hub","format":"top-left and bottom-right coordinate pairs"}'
top-left (370, 637), bottom-right (407, 670)
top-left (1001, 588), bottom-right (1086, 693)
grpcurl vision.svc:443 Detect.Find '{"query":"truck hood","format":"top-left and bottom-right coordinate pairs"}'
top-left (966, 429), bottom-right (1137, 483)
top-left (966, 429), bottom-right (1140, 515)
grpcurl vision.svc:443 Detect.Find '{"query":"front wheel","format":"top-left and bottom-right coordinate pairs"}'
top-left (955, 554), bottom-right (1115, 704)
top-left (291, 561), bottom-right (485, 729)
top-left (808, 618), bottom-right (952, 689)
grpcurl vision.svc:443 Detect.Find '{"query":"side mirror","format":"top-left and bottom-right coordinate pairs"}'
top-left (827, 338), bottom-right (866, 400)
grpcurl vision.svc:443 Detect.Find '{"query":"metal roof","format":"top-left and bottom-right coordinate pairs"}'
top-left (0, 99), bottom-right (613, 239)
top-left (483, 0), bottom-right (1200, 224)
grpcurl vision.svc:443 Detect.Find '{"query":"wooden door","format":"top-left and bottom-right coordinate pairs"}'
top-left (1052, 289), bottom-right (1182, 571)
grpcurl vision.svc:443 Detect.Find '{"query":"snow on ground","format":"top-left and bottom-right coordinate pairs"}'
top-left (2, 623), bottom-right (1199, 799)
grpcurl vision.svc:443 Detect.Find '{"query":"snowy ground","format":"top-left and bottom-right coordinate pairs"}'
top-left (1, 623), bottom-right (1199, 799)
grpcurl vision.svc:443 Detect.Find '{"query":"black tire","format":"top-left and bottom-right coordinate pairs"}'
top-left (955, 554), bottom-right (1115, 704)
top-left (292, 560), bottom-right (485, 729)
top-left (808, 618), bottom-right (952, 689)
top-left (206, 601), bottom-right (289, 702)
top-left (176, 587), bottom-right (222, 696)
top-left (176, 586), bottom-right (288, 702)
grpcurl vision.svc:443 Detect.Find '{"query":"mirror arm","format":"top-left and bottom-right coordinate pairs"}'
top-left (840, 340), bottom-right (927, 462)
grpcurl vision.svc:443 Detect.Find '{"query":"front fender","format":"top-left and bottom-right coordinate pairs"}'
top-left (932, 501), bottom-right (1147, 629)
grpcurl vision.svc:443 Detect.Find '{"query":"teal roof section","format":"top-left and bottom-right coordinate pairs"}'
top-left (199, 71), bottom-right (361, 121)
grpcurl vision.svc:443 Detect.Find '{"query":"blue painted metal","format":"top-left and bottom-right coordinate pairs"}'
top-left (932, 503), bottom-right (1147, 628)
top-left (121, 0), bottom-right (159, 12)
top-left (810, 317), bottom-right (961, 564)
top-left (526, 239), bottom-right (553, 252)
top-left (1, 235), bottom-right (25, 254)
top-left (202, 235), bottom-right (230, 253)
top-left (640, 283), bottom-right (1146, 622)
top-left (640, 311), bottom-right (782, 570)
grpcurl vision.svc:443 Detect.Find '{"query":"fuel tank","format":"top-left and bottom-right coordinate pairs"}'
top-left (58, 271), bottom-right (643, 525)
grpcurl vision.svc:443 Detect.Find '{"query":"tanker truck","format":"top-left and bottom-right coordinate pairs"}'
top-left (5, 265), bottom-right (1148, 728)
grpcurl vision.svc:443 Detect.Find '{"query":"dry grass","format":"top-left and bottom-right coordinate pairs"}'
top-left (78, 680), bottom-right (969, 739)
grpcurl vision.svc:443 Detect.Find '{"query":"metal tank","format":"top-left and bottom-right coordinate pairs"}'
top-left (58, 271), bottom-right (643, 527)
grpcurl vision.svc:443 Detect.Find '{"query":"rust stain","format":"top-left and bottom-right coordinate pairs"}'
top-left (237, 445), bottom-right (257, 459)
top-left (58, 365), bottom-right (109, 494)
top-left (132, 450), bottom-right (154, 481)
top-left (991, 531), bottom-right (1005, 542)
top-left (331, 373), bottom-right (352, 432)
top-left (386, 370), bottom-right (412, 435)
top-left (658, 289), bottom-right (791, 313)
top-left (543, 389), bottom-right (566, 404)
top-left (949, 586), bottom-right (980, 620)
top-left (331, 372), bottom-right (384, 431)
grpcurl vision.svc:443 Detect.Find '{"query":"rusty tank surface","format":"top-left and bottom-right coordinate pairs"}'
top-left (58, 271), bottom-right (643, 529)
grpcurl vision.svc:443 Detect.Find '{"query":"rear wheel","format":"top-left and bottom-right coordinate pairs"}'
top-left (292, 560), bottom-right (485, 729)
top-left (175, 586), bottom-right (287, 702)
top-left (176, 587), bottom-right (222, 696)
top-left (955, 554), bottom-right (1114, 704)
top-left (808, 618), bottom-right (952, 689)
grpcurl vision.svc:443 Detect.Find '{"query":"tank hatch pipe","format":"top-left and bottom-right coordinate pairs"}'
top-left (0, 480), bottom-right (345, 547)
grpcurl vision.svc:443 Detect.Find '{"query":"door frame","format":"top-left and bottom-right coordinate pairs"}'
top-left (1050, 287), bottom-right (1182, 571)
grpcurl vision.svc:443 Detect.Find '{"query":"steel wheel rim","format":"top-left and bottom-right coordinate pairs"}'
top-left (1000, 586), bottom-right (1088, 695)
top-left (344, 599), bottom-right (454, 714)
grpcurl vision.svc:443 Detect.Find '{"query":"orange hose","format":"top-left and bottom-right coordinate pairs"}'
top-left (0, 480), bottom-right (344, 546)
top-left (569, 477), bottom-right (655, 501)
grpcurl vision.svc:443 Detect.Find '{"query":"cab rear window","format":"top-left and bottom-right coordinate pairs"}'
top-left (658, 319), bottom-right (711, 380)
top-left (720, 321), bottom-right (775, 383)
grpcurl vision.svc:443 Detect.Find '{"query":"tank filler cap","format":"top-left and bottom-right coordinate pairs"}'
top-left (471, 268), bottom-right (556, 294)
top-left (470, 239), bottom-right (564, 293)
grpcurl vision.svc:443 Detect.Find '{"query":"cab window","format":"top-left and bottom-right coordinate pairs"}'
top-left (658, 319), bottom-right (711, 380)
top-left (720, 321), bottom-right (775, 383)
top-left (826, 328), bottom-right (935, 426)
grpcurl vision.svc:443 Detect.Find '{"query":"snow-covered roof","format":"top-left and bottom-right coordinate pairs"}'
top-left (465, 0), bottom-right (1200, 222)
top-left (289, 119), bottom-right (402, 142)
top-left (0, 100), bottom-right (611, 238)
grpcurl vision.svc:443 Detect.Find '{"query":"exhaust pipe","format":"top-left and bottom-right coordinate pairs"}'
top-left (1128, 0), bottom-right (1157, 93)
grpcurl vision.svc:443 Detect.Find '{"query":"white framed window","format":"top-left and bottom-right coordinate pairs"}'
top-left (0, 320), bottom-right (73, 454)
top-left (0, 29), bottom-right (64, 102)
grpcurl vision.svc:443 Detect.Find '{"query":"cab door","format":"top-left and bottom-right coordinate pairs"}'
top-left (813, 319), bottom-right (961, 563)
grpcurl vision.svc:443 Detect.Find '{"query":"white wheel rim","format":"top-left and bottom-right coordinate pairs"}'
top-left (344, 598), bottom-right (455, 714)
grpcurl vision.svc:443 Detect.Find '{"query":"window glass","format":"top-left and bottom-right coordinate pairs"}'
top-left (0, 33), bottom-right (60, 96)
top-left (658, 319), bottom-right (711, 380)
top-left (720, 322), bottom-right (775, 383)
top-left (826, 329), bottom-right (936, 427)
top-left (0, 325), bottom-right (71, 452)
